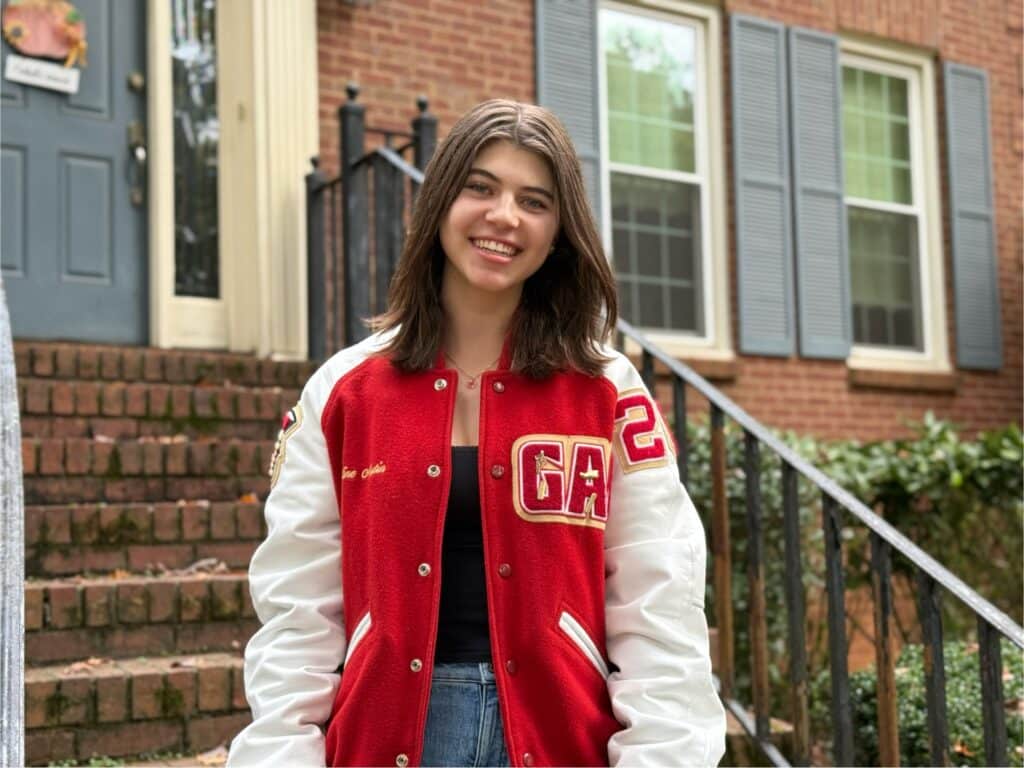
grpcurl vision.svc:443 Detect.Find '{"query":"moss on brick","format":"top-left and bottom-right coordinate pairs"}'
top-left (45, 690), bottom-right (71, 724)
top-left (104, 448), bottom-right (122, 479)
top-left (155, 682), bottom-right (185, 718)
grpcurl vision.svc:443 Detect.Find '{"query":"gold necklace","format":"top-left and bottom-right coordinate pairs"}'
top-left (444, 352), bottom-right (501, 389)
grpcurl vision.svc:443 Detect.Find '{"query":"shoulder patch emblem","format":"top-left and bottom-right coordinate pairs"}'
top-left (268, 404), bottom-right (303, 489)
top-left (613, 388), bottom-right (674, 474)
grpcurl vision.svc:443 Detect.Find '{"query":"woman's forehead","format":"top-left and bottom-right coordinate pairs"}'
top-left (471, 140), bottom-right (555, 189)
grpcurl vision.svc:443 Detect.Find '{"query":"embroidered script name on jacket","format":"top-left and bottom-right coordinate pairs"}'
top-left (228, 331), bottom-right (727, 768)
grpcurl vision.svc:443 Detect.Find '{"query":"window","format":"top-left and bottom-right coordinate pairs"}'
top-left (599, 2), bottom-right (728, 356)
top-left (842, 62), bottom-right (922, 351)
top-left (839, 45), bottom-right (949, 373)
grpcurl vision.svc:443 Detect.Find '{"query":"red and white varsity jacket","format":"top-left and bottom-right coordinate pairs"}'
top-left (227, 331), bottom-right (726, 767)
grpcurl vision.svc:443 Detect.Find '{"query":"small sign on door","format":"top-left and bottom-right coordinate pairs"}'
top-left (4, 53), bottom-right (79, 94)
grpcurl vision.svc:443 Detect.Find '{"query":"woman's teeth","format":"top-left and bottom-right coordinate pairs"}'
top-left (472, 239), bottom-right (518, 256)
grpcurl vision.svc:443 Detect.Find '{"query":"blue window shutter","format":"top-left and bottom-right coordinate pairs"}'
top-left (788, 27), bottom-right (851, 360)
top-left (731, 14), bottom-right (795, 356)
top-left (944, 63), bottom-right (1003, 370)
top-left (535, 0), bottom-right (601, 223)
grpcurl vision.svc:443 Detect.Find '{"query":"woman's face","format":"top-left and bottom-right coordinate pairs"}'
top-left (439, 139), bottom-right (560, 303)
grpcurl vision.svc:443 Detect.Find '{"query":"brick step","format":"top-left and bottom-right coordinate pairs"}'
top-left (22, 435), bottom-right (277, 478)
top-left (25, 571), bottom-right (258, 665)
top-left (14, 339), bottom-right (316, 388)
top-left (25, 473), bottom-right (270, 505)
top-left (26, 501), bottom-right (264, 577)
top-left (18, 377), bottom-right (297, 440)
top-left (24, 652), bottom-right (250, 766)
top-left (22, 435), bottom-right (274, 504)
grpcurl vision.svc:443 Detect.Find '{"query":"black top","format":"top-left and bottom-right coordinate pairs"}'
top-left (434, 446), bottom-right (492, 663)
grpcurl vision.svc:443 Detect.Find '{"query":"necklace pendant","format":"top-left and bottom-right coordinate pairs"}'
top-left (467, 378), bottom-right (478, 389)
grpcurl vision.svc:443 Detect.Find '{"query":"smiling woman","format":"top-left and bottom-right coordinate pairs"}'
top-left (227, 100), bottom-right (726, 768)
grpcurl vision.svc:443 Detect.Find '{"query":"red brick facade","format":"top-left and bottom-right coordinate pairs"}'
top-left (315, 0), bottom-right (1021, 441)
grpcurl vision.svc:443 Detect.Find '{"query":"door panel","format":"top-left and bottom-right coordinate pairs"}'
top-left (1, 0), bottom-right (147, 343)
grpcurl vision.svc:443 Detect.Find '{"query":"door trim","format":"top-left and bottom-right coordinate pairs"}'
top-left (147, 0), bottom-right (318, 355)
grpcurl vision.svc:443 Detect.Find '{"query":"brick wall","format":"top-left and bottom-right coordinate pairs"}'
top-left (315, 0), bottom-right (1022, 441)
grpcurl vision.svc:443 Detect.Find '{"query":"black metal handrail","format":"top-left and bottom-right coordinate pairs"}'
top-left (616, 317), bottom-right (1024, 767)
top-left (306, 85), bottom-right (436, 359)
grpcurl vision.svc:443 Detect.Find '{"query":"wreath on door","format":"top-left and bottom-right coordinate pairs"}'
top-left (2, 0), bottom-right (87, 68)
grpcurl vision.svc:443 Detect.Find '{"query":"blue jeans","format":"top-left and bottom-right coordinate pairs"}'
top-left (421, 662), bottom-right (510, 767)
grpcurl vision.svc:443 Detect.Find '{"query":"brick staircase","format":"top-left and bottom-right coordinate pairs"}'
top-left (17, 341), bottom-right (315, 766)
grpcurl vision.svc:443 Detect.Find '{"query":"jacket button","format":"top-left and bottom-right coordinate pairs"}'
top-left (427, 464), bottom-right (441, 478)
top-left (490, 464), bottom-right (505, 478)
top-left (498, 563), bottom-right (512, 578)
top-left (396, 754), bottom-right (409, 768)
top-left (505, 659), bottom-right (518, 675)
top-left (434, 377), bottom-right (448, 391)
top-left (410, 658), bottom-right (423, 672)
top-left (522, 752), bottom-right (535, 766)
top-left (492, 380), bottom-right (505, 393)
top-left (418, 563), bottom-right (431, 577)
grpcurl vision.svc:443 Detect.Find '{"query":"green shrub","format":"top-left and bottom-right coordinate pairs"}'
top-left (809, 640), bottom-right (1024, 766)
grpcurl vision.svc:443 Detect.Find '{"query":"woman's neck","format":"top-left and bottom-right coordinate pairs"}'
top-left (441, 277), bottom-right (519, 370)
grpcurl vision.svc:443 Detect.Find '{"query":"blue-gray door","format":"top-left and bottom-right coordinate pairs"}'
top-left (1, 0), bottom-right (147, 343)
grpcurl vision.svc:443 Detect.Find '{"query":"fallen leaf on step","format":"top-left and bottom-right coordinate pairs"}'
top-left (953, 739), bottom-right (975, 757)
top-left (238, 492), bottom-right (259, 504)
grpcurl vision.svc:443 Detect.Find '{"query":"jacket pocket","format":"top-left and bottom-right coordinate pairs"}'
top-left (344, 609), bottom-right (372, 665)
top-left (558, 609), bottom-right (610, 681)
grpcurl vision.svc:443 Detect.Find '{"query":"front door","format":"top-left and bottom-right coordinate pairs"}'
top-left (1, 0), bottom-right (147, 343)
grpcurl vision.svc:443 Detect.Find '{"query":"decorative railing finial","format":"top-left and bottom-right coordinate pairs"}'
top-left (417, 95), bottom-right (429, 114)
top-left (346, 82), bottom-right (360, 102)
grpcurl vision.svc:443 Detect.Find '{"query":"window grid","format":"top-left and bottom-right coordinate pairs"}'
top-left (842, 61), bottom-right (924, 351)
top-left (601, 3), bottom-right (705, 336)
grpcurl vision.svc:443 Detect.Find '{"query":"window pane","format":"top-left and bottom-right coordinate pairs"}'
top-left (617, 278), bottom-right (634, 323)
top-left (848, 205), bottom-right (922, 350)
top-left (611, 172), bottom-right (702, 333)
top-left (638, 282), bottom-right (664, 327)
top-left (173, 0), bottom-right (220, 298)
top-left (601, 8), bottom-right (696, 173)
top-left (842, 65), bottom-right (913, 205)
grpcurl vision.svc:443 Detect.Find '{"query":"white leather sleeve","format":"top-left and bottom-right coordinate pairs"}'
top-left (227, 365), bottom-right (346, 768)
top-left (603, 356), bottom-right (727, 767)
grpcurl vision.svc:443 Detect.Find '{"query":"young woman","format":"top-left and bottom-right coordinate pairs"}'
top-left (227, 100), bottom-right (726, 768)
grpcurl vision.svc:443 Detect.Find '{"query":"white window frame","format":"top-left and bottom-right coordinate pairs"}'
top-left (598, 0), bottom-right (732, 362)
top-left (840, 38), bottom-right (951, 374)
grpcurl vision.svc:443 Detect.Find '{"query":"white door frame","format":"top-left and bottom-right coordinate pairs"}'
top-left (147, 0), bottom-right (318, 358)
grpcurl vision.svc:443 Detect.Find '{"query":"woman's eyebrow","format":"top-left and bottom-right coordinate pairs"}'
top-left (468, 167), bottom-right (555, 202)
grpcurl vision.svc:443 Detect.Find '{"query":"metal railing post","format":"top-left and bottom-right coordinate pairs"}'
top-left (412, 95), bottom-right (437, 173)
top-left (340, 83), bottom-right (368, 345)
top-left (822, 494), bottom-right (854, 765)
top-left (744, 431), bottom-right (770, 740)
top-left (918, 572), bottom-right (950, 766)
top-left (781, 462), bottom-right (810, 765)
top-left (870, 532), bottom-right (900, 766)
top-left (306, 156), bottom-right (327, 360)
top-left (710, 405), bottom-right (734, 698)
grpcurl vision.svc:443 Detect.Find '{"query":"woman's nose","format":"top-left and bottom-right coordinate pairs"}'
top-left (486, 193), bottom-right (519, 227)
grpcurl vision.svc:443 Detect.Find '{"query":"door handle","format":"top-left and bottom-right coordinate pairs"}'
top-left (127, 120), bottom-right (147, 206)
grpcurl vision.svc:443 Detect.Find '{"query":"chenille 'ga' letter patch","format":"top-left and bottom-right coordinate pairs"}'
top-left (268, 404), bottom-right (303, 489)
top-left (511, 434), bottom-right (611, 529)
top-left (613, 388), bottom-right (674, 474)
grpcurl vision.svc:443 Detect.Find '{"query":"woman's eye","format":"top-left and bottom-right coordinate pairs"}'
top-left (523, 197), bottom-right (547, 211)
top-left (467, 182), bottom-right (490, 194)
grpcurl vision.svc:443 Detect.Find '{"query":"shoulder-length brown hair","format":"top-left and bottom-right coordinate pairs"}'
top-left (370, 99), bottom-right (617, 379)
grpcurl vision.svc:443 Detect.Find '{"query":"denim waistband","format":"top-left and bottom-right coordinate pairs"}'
top-left (430, 661), bottom-right (497, 684)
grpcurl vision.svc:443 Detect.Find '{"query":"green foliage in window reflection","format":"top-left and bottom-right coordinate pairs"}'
top-left (842, 65), bottom-right (913, 205)
top-left (602, 9), bottom-right (696, 173)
